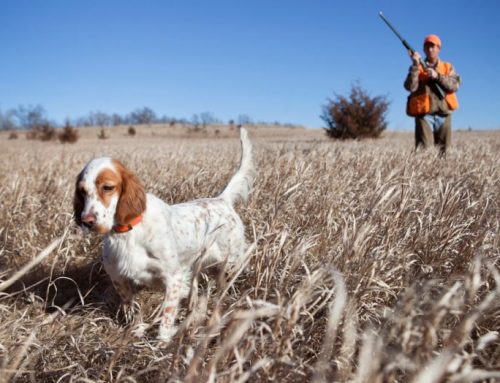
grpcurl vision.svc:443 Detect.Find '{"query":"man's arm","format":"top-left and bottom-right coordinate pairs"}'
top-left (437, 64), bottom-right (461, 93)
top-left (404, 65), bottom-right (420, 92)
top-left (404, 50), bottom-right (420, 92)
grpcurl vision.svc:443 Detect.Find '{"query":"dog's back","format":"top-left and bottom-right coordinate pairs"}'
top-left (169, 127), bottom-right (255, 266)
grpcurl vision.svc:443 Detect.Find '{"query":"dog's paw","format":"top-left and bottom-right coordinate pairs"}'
top-left (157, 326), bottom-right (177, 347)
top-left (118, 301), bottom-right (141, 325)
top-left (122, 304), bottom-right (136, 324)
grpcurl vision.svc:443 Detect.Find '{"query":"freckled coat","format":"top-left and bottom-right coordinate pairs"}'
top-left (74, 128), bottom-right (256, 343)
top-left (101, 194), bottom-right (247, 289)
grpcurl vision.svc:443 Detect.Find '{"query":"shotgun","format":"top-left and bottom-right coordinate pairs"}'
top-left (379, 11), bottom-right (445, 100)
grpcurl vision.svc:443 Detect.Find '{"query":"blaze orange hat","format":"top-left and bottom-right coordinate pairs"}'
top-left (424, 34), bottom-right (441, 47)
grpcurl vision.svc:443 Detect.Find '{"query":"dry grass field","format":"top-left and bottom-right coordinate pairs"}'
top-left (0, 125), bottom-right (499, 382)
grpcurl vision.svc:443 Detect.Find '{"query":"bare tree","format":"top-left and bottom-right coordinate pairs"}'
top-left (112, 113), bottom-right (123, 126)
top-left (14, 104), bottom-right (47, 129)
top-left (130, 107), bottom-right (156, 125)
top-left (200, 111), bottom-right (218, 128)
top-left (191, 113), bottom-right (200, 128)
top-left (0, 108), bottom-right (18, 130)
top-left (238, 114), bottom-right (253, 125)
top-left (93, 111), bottom-right (111, 128)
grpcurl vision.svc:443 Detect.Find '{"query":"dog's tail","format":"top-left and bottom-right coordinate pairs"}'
top-left (220, 127), bottom-right (256, 205)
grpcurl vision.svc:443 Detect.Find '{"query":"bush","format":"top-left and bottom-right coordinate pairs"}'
top-left (321, 83), bottom-right (389, 139)
top-left (58, 123), bottom-right (79, 143)
top-left (97, 128), bottom-right (109, 139)
top-left (26, 123), bottom-right (57, 141)
top-left (128, 126), bottom-right (136, 136)
top-left (8, 131), bottom-right (18, 140)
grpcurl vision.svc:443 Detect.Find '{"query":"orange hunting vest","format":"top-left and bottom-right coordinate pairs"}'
top-left (406, 61), bottom-right (459, 116)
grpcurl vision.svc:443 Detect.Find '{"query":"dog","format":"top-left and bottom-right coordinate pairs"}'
top-left (73, 128), bottom-right (255, 343)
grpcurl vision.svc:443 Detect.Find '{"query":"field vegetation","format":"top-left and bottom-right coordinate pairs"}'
top-left (0, 125), bottom-right (499, 382)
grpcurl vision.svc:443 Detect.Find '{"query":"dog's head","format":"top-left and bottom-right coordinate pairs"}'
top-left (74, 158), bottom-right (146, 234)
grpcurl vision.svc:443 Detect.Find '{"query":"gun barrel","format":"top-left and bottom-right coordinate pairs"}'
top-left (379, 12), bottom-right (414, 52)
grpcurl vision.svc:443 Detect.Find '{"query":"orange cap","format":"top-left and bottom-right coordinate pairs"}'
top-left (424, 34), bottom-right (441, 47)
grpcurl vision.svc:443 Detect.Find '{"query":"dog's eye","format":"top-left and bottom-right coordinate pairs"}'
top-left (103, 185), bottom-right (115, 192)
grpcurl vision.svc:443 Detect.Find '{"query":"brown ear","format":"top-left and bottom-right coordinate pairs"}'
top-left (73, 171), bottom-right (84, 226)
top-left (114, 160), bottom-right (146, 225)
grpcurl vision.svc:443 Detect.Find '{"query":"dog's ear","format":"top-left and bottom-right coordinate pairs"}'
top-left (73, 170), bottom-right (84, 226)
top-left (113, 160), bottom-right (146, 225)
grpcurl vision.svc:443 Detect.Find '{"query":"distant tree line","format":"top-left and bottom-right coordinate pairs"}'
top-left (0, 104), bottom-right (51, 130)
top-left (0, 104), bottom-right (300, 130)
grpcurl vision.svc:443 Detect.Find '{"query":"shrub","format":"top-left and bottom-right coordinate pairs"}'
top-left (27, 123), bottom-right (57, 141)
top-left (322, 83), bottom-right (389, 139)
top-left (58, 122), bottom-right (79, 143)
top-left (128, 126), bottom-right (136, 136)
top-left (97, 128), bottom-right (109, 139)
top-left (8, 131), bottom-right (18, 140)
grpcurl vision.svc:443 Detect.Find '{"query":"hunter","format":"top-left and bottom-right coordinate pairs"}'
top-left (404, 34), bottom-right (461, 156)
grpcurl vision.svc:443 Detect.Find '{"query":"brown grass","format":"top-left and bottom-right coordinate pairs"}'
top-left (0, 126), bottom-right (499, 382)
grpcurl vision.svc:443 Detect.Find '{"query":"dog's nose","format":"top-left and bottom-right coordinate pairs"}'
top-left (81, 213), bottom-right (96, 228)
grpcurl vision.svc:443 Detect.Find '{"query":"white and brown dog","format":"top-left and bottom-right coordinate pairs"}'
top-left (74, 128), bottom-right (255, 343)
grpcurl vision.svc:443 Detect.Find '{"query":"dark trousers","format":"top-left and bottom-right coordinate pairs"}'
top-left (415, 114), bottom-right (451, 156)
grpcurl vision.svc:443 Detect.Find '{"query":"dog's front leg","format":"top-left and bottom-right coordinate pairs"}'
top-left (157, 269), bottom-right (184, 344)
top-left (108, 275), bottom-right (151, 338)
top-left (109, 275), bottom-right (137, 324)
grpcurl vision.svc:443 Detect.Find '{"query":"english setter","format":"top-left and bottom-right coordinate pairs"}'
top-left (74, 128), bottom-right (255, 343)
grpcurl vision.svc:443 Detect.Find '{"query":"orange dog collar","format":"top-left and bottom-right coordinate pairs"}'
top-left (113, 215), bottom-right (143, 233)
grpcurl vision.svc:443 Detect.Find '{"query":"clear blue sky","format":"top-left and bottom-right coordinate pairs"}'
top-left (1, 1), bottom-right (499, 130)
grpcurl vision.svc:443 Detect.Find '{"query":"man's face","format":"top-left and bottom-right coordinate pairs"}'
top-left (424, 42), bottom-right (440, 61)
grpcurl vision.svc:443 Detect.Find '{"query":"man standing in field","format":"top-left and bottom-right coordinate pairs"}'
top-left (404, 34), bottom-right (460, 156)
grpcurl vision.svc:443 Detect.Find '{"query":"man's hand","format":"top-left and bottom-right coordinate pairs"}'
top-left (408, 50), bottom-right (420, 66)
top-left (426, 68), bottom-right (439, 79)
top-left (407, 49), bottom-right (439, 79)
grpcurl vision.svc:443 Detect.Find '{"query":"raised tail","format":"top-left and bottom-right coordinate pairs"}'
top-left (220, 127), bottom-right (256, 205)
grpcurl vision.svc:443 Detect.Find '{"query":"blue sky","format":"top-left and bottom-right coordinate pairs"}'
top-left (1, 1), bottom-right (499, 130)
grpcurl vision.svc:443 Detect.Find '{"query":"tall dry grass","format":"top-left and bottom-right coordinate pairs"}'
top-left (0, 127), bottom-right (498, 382)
